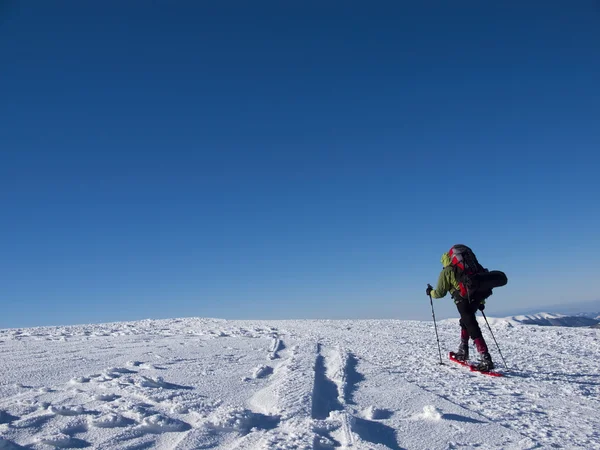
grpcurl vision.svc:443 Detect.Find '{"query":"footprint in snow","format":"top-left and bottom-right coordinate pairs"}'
top-left (61, 420), bottom-right (89, 435)
top-left (106, 367), bottom-right (137, 374)
top-left (0, 437), bottom-right (27, 449)
top-left (37, 433), bottom-right (91, 449)
top-left (363, 406), bottom-right (393, 420)
top-left (127, 361), bottom-right (144, 367)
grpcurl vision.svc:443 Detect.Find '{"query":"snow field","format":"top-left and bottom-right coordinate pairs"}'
top-left (0, 317), bottom-right (598, 449)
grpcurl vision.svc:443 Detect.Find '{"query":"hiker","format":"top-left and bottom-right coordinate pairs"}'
top-left (426, 245), bottom-right (507, 371)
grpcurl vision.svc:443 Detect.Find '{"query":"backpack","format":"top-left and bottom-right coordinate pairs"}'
top-left (448, 244), bottom-right (485, 299)
top-left (448, 244), bottom-right (508, 302)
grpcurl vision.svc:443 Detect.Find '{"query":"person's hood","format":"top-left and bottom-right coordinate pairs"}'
top-left (441, 252), bottom-right (451, 267)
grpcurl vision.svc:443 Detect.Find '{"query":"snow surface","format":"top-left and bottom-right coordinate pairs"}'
top-left (1, 317), bottom-right (599, 449)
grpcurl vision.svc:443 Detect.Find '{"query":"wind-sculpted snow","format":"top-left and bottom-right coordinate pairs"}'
top-left (0, 317), bottom-right (599, 449)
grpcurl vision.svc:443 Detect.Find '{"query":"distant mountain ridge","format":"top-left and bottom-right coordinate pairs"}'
top-left (505, 312), bottom-right (599, 328)
top-left (494, 299), bottom-right (600, 321)
top-left (441, 312), bottom-right (600, 329)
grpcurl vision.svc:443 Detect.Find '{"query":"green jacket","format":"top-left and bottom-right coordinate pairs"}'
top-left (430, 252), bottom-right (485, 304)
top-left (430, 252), bottom-right (460, 300)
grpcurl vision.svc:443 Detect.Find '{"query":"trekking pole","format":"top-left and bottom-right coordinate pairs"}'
top-left (481, 310), bottom-right (509, 369)
top-left (428, 293), bottom-right (444, 365)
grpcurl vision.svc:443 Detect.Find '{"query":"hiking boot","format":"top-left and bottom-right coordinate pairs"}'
top-left (454, 340), bottom-right (469, 361)
top-left (476, 352), bottom-right (494, 371)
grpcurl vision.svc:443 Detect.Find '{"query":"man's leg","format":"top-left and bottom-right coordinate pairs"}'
top-left (456, 300), bottom-right (494, 370)
top-left (456, 300), bottom-right (484, 340)
top-left (455, 319), bottom-right (470, 360)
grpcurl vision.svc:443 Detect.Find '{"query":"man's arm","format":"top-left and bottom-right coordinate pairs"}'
top-left (431, 269), bottom-right (452, 299)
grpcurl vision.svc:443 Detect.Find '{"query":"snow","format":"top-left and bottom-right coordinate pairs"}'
top-left (502, 312), bottom-right (600, 327)
top-left (0, 317), bottom-right (599, 449)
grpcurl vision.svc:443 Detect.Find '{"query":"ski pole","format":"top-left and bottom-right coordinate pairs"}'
top-left (428, 292), bottom-right (443, 365)
top-left (481, 310), bottom-right (509, 368)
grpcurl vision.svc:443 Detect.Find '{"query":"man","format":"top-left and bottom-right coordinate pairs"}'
top-left (426, 249), bottom-right (494, 371)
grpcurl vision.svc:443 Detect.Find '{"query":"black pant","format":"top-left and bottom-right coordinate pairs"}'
top-left (456, 299), bottom-right (483, 340)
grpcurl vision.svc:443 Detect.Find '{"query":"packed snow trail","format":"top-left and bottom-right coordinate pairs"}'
top-left (0, 317), bottom-right (599, 449)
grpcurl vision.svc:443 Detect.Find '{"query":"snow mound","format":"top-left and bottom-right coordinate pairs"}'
top-left (140, 414), bottom-right (191, 433)
top-left (90, 413), bottom-right (134, 428)
top-left (252, 365), bottom-right (273, 379)
top-left (92, 393), bottom-right (120, 402)
top-left (207, 408), bottom-right (280, 434)
top-left (69, 377), bottom-right (90, 384)
top-left (414, 405), bottom-right (443, 421)
top-left (47, 405), bottom-right (86, 416)
top-left (363, 406), bottom-right (392, 420)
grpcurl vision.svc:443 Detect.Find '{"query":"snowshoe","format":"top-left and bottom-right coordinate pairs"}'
top-left (449, 352), bottom-right (503, 377)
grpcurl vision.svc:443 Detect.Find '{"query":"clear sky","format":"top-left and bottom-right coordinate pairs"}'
top-left (1, 1), bottom-right (599, 328)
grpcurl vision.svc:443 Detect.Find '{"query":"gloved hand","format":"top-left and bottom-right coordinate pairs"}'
top-left (426, 284), bottom-right (433, 296)
top-left (478, 303), bottom-right (485, 311)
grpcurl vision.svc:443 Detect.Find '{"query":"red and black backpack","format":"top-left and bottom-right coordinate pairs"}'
top-left (448, 244), bottom-right (486, 299)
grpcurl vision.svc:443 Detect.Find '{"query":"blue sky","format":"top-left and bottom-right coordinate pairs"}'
top-left (1, 1), bottom-right (599, 327)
